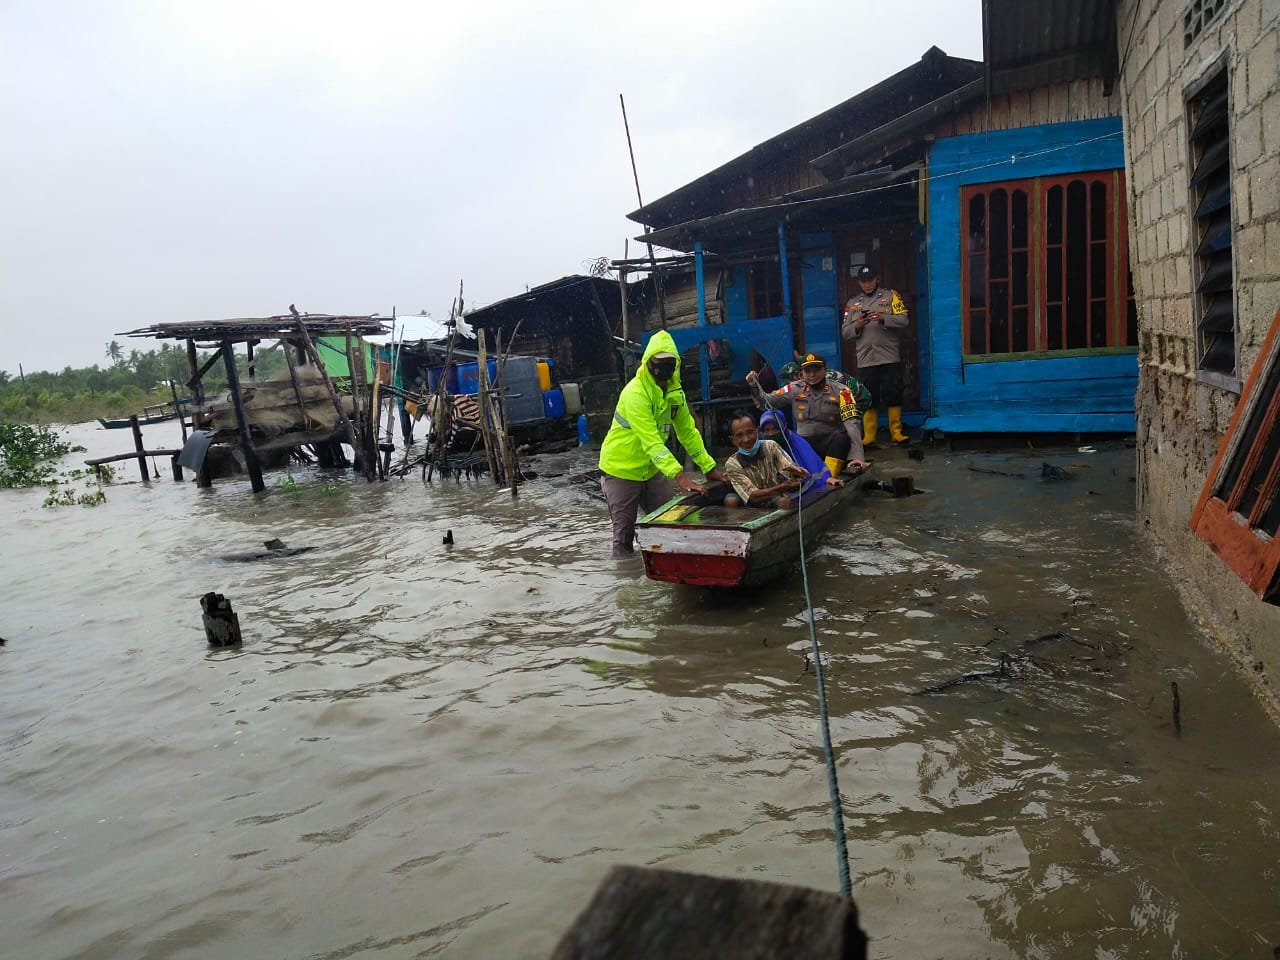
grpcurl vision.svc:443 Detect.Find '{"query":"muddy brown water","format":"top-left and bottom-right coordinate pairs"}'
top-left (2, 422), bottom-right (1277, 959)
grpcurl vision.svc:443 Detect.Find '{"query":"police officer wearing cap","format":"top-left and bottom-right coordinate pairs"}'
top-left (842, 264), bottom-right (910, 444)
top-left (746, 351), bottom-right (867, 475)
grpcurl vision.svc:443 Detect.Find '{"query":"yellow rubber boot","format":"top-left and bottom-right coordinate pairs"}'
top-left (823, 456), bottom-right (845, 477)
top-left (889, 406), bottom-right (909, 444)
top-left (862, 408), bottom-right (878, 445)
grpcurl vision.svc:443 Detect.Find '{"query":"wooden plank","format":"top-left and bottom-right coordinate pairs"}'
top-left (549, 865), bottom-right (867, 960)
top-left (957, 352), bottom-right (1139, 385)
top-left (84, 449), bottom-right (182, 467)
top-left (925, 411), bottom-right (1136, 432)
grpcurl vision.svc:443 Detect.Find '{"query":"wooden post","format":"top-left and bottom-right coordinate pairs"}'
top-left (493, 329), bottom-right (518, 496)
top-left (168, 379), bottom-right (188, 442)
top-left (129, 416), bottom-right (149, 483)
top-left (220, 339), bottom-right (266, 493)
top-left (289, 306), bottom-right (360, 466)
top-left (370, 360), bottom-right (384, 480)
top-left (200, 592), bottom-right (242, 647)
top-left (282, 337), bottom-right (311, 429)
top-left (348, 334), bottom-right (376, 481)
top-left (186, 339), bottom-right (212, 488)
top-left (475, 329), bottom-right (500, 484)
top-left (171, 456), bottom-right (183, 482)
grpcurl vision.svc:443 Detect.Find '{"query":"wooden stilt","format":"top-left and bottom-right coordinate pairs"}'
top-left (129, 416), bottom-right (149, 483)
top-left (168, 378), bottom-right (188, 442)
top-left (282, 339), bottom-right (311, 430)
top-left (220, 339), bottom-right (266, 493)
top-left (475, 329), bottom-right (499, 484)
top-left (186, 339), bottom-right (213, 488)
top-left (289, 306), bottom-right (360, 469)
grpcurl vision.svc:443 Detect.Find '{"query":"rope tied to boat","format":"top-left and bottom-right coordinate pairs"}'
top-left (760, 396), bottom-right (853, 898)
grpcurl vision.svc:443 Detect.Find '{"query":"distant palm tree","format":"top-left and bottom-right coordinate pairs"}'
top-left (105, 340), bottom-right (123, 366)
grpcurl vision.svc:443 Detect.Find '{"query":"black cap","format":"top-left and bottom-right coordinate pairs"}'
top-left (856, 265), bottom-right (876, 280)
top-left (800, 352), bottom-right (826, 368)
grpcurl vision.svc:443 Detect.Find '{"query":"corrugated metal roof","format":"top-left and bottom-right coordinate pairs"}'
top-left (636, 167), bottom-right (919, 253)
top-left (983, 0), bottom-right (1119, 93)
top-left (120, 315), bottom-right (390, 341)
top-left (629, 46), bottom-right (982, 230)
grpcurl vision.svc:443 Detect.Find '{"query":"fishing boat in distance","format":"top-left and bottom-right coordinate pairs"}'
top-left (635, 466), bottom-right (870, 588)
top-left (97, 399), bottom-right (190, 429)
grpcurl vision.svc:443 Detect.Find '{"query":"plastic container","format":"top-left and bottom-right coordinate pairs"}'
top-left (456, 359), bottom-right (497, 395)
top-left (560, 382), bottom-right (582, 416)
top-left (536, 360), bottom-right (553, 392)
top-left (542, 388), bottom-right (566, 420)
top-left (426, 365), bottom-right (458, 394)
top-left (577, 413), bottom-right (590, 446)
top-left (504, 356), bottom-right (545, 423)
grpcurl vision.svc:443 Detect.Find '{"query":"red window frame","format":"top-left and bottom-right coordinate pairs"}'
top-left (1189, 304), bottom-right (1280, 603)
top-left (961, 171), bottom-right (1136, 357)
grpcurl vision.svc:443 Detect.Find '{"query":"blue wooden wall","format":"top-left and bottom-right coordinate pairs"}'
top-left (925, 117), bottom-right (1138, 433)
top-left (799, 232), bottom-right (840, 362)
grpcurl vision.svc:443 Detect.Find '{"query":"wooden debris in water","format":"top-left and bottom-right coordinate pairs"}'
top-left (200, 592), bottom-right (241, 647)
top-left (550, 864), bottom-right (868, 960)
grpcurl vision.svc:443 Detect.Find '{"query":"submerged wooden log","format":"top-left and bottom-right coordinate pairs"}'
top-left (200, 593), bottom-right (242, 646)
top-left (549, 865), bottom-right (867, 960)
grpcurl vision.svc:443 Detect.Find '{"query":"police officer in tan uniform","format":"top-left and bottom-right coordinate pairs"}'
top-left (746, 352), bottom-right (866, 474)
top-left (841, 264), bottom-right (910, 444)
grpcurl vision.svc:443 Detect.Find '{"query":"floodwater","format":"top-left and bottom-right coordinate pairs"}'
top-left (2, 420), bottom-right (1278, 960)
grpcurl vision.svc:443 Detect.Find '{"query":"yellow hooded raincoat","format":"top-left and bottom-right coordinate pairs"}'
top-left (597, 331), bottom-right (718, 482)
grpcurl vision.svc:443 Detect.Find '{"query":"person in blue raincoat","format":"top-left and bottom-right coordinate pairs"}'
top-left (758, 408), bottom-right (831, 488)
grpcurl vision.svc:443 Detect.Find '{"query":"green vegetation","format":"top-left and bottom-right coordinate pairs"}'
top-left (0, 341), bottom-right (288, 425)
top-left (0, 421), bottom-right (86, 488)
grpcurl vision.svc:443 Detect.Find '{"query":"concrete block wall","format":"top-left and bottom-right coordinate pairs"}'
top-left (1118, 0), bottom-right (1280, 718)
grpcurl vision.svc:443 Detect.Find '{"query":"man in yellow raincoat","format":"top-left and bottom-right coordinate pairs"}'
top-left (598, 330), bottom-right (727, 558)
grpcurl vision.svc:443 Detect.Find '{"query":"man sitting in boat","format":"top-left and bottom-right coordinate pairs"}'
top-left (758, 408), bottom-right (831, 484)
top-left (722, 411), bottom-right (844, 511)
top-left (746, 352), bottom-right (868, 476)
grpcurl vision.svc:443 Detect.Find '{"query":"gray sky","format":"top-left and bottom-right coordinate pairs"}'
top-left (0, 0), bottom-right (983, 376)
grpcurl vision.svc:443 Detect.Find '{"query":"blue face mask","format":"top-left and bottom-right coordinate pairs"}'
top-left (737, 438), bottom-right (762, 457)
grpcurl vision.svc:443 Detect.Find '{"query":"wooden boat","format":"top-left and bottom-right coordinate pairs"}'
top-left (636, 466), bottom-right (870, 588)
top-left (97, 400), bottom-right (190, 429)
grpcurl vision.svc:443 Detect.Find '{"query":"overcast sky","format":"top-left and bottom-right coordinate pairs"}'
top-left (0, 0), bottom-right (983, 376)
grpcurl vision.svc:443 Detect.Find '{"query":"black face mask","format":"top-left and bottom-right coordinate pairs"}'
top-left (650, 360), bottom-right (677, 381)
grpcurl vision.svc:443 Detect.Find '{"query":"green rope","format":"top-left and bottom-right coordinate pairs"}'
top-left (763, 402), bottom-right (853, 897)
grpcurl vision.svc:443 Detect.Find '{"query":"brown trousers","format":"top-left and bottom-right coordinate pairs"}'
top-left (601, 473), bottom-right (675, 558)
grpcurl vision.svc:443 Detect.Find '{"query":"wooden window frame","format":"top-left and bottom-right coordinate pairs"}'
top-left (1189, 304), bottom-right (1280, 604)
top-left (961, 171), bottom-right (1135, 361)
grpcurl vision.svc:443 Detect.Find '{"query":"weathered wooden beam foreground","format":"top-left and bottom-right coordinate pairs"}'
top-left (549, 866), bottom-right (868, 960)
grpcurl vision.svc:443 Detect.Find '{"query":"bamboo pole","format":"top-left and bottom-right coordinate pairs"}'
top-left (185, 339), bottom-right (212, 488)
top-left (220, 338), bottom-right (266, 493)
top-left (619, 93), bottom-right (667, 329)
top-left (493, 328), bottom-right (518, 497)
top-left (168, 378), bottom-right (188, 442)
top-left (475, 328), bottom-right (500, 484)
top-left (289, 305), bottom-right (360, 464)
top-left (282, 339), bottom-right (311, 429)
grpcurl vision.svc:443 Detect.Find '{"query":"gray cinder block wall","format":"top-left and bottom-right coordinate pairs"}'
top-left (1117, 0), bottom-right (1280, 718)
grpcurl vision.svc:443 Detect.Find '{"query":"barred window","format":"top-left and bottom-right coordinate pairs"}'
top-left (961, 172), bottom-right (1136, 358)
top-left (1188, 69), bottom-right (1236, 380)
